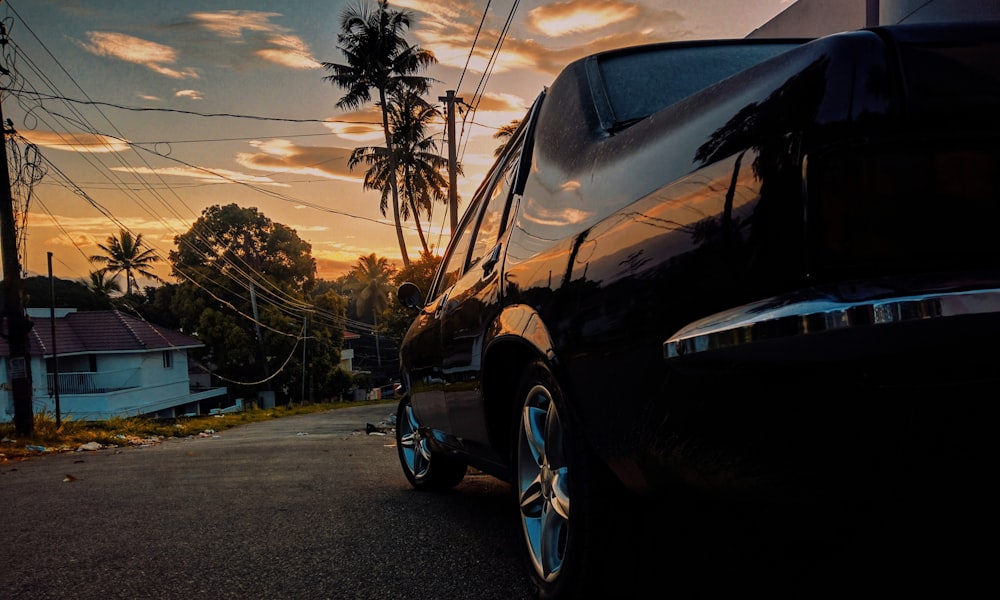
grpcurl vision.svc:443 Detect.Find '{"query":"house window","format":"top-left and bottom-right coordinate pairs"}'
top-left (163, 351), bottom-right (173, 369)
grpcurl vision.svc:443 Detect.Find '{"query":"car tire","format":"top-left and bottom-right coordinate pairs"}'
top-left (396, 395), bottom-right (467, 491)
top-left (513, 360), bottom-right (619, 599)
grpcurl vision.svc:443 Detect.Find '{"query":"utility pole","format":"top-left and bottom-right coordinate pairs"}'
top-left (249, 281), bottom-right (272, 390)
top-left (48, 252), bottom-right (60, 428)
top-left (300, 311), bottom-right (308, 403)
top-left (439, 90), bottom-right (463, 237)
top-left (0, 22), bottom-right (35, 436)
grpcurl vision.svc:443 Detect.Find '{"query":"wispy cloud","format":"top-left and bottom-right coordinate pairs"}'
top-left (393, 0), bottom-right (466, 21)
top-left (527, 1), bottom-right (641, 37)
top-left (323, 108), bottom-right (384, 142)
top-left (174, 89), bottom-right (203, 100)
top-left (410, 0), bottom-right (685, 76)
top-left (190, 10), bottom-right (282, 38)
top-left (109, 165), bottom-right (288, 187)
top-left (456, 91), bottom-right (531, 139)
top-left (78, 31), bottom-right (199, 79)
top-left (20, 130), bottom-right (131, 153)
top-left (235, 139), bottom-right (363, 183)
top-left (28, 210), bottom-right (188, 256)
top-left (190, 10), bottom-right (321, 69)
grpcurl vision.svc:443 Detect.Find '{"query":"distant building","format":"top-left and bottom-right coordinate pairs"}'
top-left (748, 0), bottom-right (1000, 38)
top-left (0, 309), bottom-right (228, 421)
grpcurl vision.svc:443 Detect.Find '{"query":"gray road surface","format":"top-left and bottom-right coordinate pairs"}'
top-left (2, 402), bottom-right (989, 599)
top-left (0, 403), bottom-right (536, 600)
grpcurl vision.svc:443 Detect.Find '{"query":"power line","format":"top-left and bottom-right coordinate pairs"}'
top-left (7, 88), bottom-right (380, 125)
top-left (458, 0), bottom-right (520, 161)
top-left (455, 0), bottom-right (492, 93)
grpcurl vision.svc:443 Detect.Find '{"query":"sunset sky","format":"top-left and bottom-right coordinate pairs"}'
top-left (1, 0), bottom-right (794, 287)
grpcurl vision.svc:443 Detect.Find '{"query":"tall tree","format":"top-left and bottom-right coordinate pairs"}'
top-left (349, 91), bottom-right (453, 255)
top-left (168, 204), bottom-right (333, 402)
top-left (343, 253), bottom-right (397, 367)
top-left (382, 249), bottom-right (442, 343)
top-left (322, 0), bottom-right (437, 269)
top-left (17, 274), bottom-right (112, 310)
top-left (85, 269), bottom-right (122, 305)
top-left (89, 228), bottom-right (162, 296)
top-left (493, 119), bottom-right (521, 157)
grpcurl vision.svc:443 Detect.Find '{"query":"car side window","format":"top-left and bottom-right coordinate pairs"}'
top-left (433, 198), bottom-right (479, 298)
top-left (429, 129), bottom-right (524, 300)
top-left (468, 140), bottom-right (522, 271)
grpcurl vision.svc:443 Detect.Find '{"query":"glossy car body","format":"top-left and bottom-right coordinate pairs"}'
top-left (395, 21), bottom-right (1000, 599)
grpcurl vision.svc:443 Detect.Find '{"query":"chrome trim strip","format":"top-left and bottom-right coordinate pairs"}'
top-left (664, 287), bottom-right (1000, 359)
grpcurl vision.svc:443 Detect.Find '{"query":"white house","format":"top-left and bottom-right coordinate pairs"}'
top-left (1, 308), bottom-right (228, 422)
top-left (747, 0), bottom-right (1000, 38)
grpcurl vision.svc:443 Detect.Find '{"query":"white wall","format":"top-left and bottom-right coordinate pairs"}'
top-left (748, 0), bottom-right (1000, 38)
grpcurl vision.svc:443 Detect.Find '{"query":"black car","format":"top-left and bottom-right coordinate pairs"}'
top-left (395, 21), bottom-right (1000, 599)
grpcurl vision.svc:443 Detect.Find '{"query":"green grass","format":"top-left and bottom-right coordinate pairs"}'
top-left (0, 400), bottom-right (395, 461)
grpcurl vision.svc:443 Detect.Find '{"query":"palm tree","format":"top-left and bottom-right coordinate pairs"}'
top-left (89, 228), bottom-right (162, 296)
top-left (395, 92), bottom-right (453, 255)
top-left (493, 119), bottom-right (521, 157)
top-left (322, 0), bottom-right (437, 269)
top-left (344, 253), bottom-right (396, 367)
top-left (83, 269), bottom-right (122, 306)
top-left (349, 91), bottom-right (453, 255)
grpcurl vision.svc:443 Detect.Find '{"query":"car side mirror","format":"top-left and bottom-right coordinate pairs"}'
top-left (397, 282), bottom-right (423, 309)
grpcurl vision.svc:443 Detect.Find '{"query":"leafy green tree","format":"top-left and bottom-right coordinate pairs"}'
top-left (134, 283), bottom-right (181, 330)
top-left (17, 275), bottom-right (111, 310)
top-left (382, 249), bottom-right (442, 343)
top-left (304, 289), bottom-right (351, 401)
top-left (168, 204), bottom-right (347, 402)
top-left (89, 228), bottom-right (162, 296)
top-left (322, 0), bottom-right (437, 269)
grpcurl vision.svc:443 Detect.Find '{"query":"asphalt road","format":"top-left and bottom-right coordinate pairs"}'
top-left (2, 402), bottom-right (990, 599)
top-left (0, 403), bottom-right (536, 600)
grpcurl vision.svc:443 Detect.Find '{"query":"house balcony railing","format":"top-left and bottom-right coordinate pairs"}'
top-left (47, 368), bottom-right (141, 395)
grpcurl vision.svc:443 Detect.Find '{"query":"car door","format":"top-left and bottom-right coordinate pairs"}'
top-left (435, 132), bottom-right (525, 452)
top-left (404, 127), bottom-right (526, 458)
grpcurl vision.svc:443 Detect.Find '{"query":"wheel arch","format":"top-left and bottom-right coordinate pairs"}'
top-left (481, 304), bottom-right (562, 476)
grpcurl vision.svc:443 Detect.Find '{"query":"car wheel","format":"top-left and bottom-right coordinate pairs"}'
top-left (514, 360), bottom-right (617, 599)
top-left (396, 395), bottom-right (467, 491)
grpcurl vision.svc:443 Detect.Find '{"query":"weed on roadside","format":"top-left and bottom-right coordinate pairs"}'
top-left (0, 400), bottom-right (394, 461)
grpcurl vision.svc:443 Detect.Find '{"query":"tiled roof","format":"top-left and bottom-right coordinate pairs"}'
top-left (0, 311), bottom-right (203, 357)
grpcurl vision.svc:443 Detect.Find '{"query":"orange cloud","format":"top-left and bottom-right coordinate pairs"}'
top-left (109, 165), bottom-right (287, 187)
top-left (79, 32), bottom-right (199, 79)
top-left (235, 139), bottom-right (362, 183)
top-left (20, 130), bottom-right (130, 153)
top-left (413, 0), bottom-right (684, 77)
top-left (190, 11), bottom-right (321, 70)
top-left (190, 10), bottom-right (281, 38)
top-left (528, 1), bottom-right (641, 37)
top-left (323, 108), bottom-right (384, 142)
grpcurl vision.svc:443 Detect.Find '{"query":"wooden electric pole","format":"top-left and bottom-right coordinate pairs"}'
top-left (0, 22), bottom-right (35, 436)
top-left (439, 90), bottom-right (463, 237)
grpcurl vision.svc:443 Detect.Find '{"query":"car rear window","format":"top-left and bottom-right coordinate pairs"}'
top-left (587, 41), bottom-right (804, 131)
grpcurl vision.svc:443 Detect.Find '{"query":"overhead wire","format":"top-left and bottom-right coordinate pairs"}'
top-left (1, 0), bottom-right (404, 381)
top-left (0, 10), bottom-right (298, 300)
top-left (1, 34), bottom-right (361, 327)
top-left (457, 0), bottom-right (520, 161)
top-left (455, 1), bottom-right (492, 94)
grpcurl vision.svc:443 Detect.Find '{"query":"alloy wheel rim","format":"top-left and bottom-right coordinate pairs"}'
top-left (517, 384), bottom-right (570, 582)
top-left (399, 403), bottom-right (431, 480)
